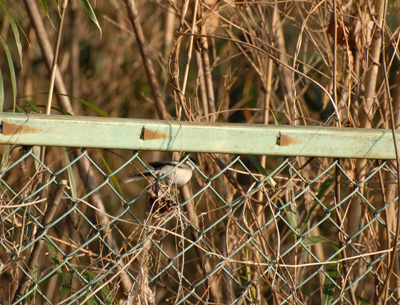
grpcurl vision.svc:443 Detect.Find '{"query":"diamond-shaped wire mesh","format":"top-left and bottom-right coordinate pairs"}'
top-left (1, 146), bottom-right (399, 304)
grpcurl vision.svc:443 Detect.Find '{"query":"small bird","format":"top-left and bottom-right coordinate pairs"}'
top-left (125, 159), bottom-right (195, 188)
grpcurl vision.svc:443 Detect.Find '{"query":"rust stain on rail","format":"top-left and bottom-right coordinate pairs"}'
top-left (2, 122), bottom-right (40, 136)
top-left (277, 133), bottom-right (302, 146)
top-left (141, 126), bottom-right (169, 140)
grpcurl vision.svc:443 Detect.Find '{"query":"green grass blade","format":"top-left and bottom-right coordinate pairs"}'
top-left (0, 144), bottom-right (10, 175)
top-left (60, 271), bottom-right (73, 300)
top-left (0, 34), bottom-right (17, 112)
top-left (245, 154), bottom-right (276, 189)
top-left (46, 239), bottom-right (61, 267)
top-left (299, 178), bottom-right (333, 235)
top-left (55, 93), bottom-right (109, 117)
top-left (24, 99), bottom-right (42, 113)
top-left (97, 149), bottom-right (122, 197)
top-left (40, 0), bottom-right (48, 15)
top-left (32, 145), bottom-right (41, 171)
top-left (63, 147), bottom-right (77, 200)
top-left (302, 236), bottom-right (339, 250)
top-left (0, 0), bottom-right (23, 65)
top-left (355, 295), bottom-right (373, 305)
top-left (78, 0), bottom-right (102, 37)
top-left (322, 263), bottom-right (339, 305)
top-left (81, 268), bottom-right (115, 304)
top-left (15, 104), bottom-right (27, 113)
top-left (0, 69), bottom-right (3, 112)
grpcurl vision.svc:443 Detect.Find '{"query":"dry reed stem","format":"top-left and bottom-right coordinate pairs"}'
top-left (23, 0), bottom-right (73, 114)
top-left (123, 0), bottom-right (169, 121)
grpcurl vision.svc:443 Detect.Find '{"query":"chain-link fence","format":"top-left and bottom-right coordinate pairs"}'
top-left (1, 128), bottom-right (400, 304)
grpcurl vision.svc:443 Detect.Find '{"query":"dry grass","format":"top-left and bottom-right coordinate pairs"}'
top-left (0, 0), bottom-right (400, 304)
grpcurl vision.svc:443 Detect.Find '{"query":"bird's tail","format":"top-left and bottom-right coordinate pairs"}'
top-left (124, 172), bottom-right (152, 183)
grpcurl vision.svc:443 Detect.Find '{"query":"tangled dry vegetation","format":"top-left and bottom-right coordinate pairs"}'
top-left (1, 0), bottom-right (400, 304)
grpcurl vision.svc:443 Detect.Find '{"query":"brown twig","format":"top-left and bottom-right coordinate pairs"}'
top-left (23, 2), bottom-right (135, 299)
top-left (123, 0), bottom-right (169, 121)
top-left (377, 1), bottom-right (399, 302)
top-left (23, 0), bottom-right (74, 114)
top-left (40, 0), bottom-right (68, 166)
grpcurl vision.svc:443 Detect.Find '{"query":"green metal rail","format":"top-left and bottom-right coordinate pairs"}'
top-left (0, 113), bottom-right (397, 159)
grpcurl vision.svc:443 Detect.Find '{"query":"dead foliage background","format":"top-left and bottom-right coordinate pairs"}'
top-left (1, 0), bottom-right (400, 304)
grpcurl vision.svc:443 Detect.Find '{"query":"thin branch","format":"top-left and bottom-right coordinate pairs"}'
top-left (377, 1), bottom-right (399, 303)
top-left (23, 0), bottom-right (73, 114)
top-left (123, 0), bottom-right (169, 120)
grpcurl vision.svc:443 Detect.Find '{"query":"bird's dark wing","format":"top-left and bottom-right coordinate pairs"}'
top-left (149, 161), bottom-right (179, 168)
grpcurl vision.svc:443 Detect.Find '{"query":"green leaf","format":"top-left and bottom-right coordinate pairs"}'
top-left (281, 166), bottom-right (298, 233)
top-left (246, 155), bottom-right (268, 176)
top-left (0, 69), bottom-right (3, 112)
top-left (46, 239), bottom-right (61, 267)
top-left (0, 34), bottom-right (17, 112)
top-left (302, 236), bottom-right (339, 249)
top-left (87, 298), bottom-right (98, 305)
top-left (63, 147), bottom-right (77, 199)
top-left (32, 146), bottom-right (41, 170)
top-left (46, 104), bottom-right (72, 115)
top-left (316, 178), bottom-right (334, 200)
top-left (23, 103), bottom-right (71, 115)
top-left (55, 93), bottom-right (109, 117)
top-left (302, 236), bottom-right (342, 260)
top-left (24, 99), bottom-right (42, 113)
top-left (277, 195), bottom-right (298, 235)
top-left (15, 104), bottom-right (27, 113)
top-left (322, 263), bottom-right (339, 305)
top-left (246, 155), bottom-right (276, 189)
top-left (16, 100), bottom-right (71, 115)
top-left (97, 149), bottom-right (122, 197)
top-left (285, 199), bottom-right (298, 234)
top-left (355, 295), bottom-right (373, 305)
top-left (78, 0), bottom-right (102, 37)
top-left (0, 144), bottom-right (10, 177)
top-left (40, 0), bottom-right (48, 15)
top-left (60, 271), bottom-right (73, 299)
top-left (299, 178), bottom-right (334, 234)
top-left (45, 238), bottom-right (68, 298)
top-left (80, 268), bottom-right (114, 305)
top-left (100, 284), bottom-right (117, 305)
top-left (241, 245), bottom-right (256, 302)
top-left (0, 0), bottom-right (23, 65)
top-left (299, 200), bottom-right (318, 235)
top-left (270, 111), bottom-right (279, 125)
